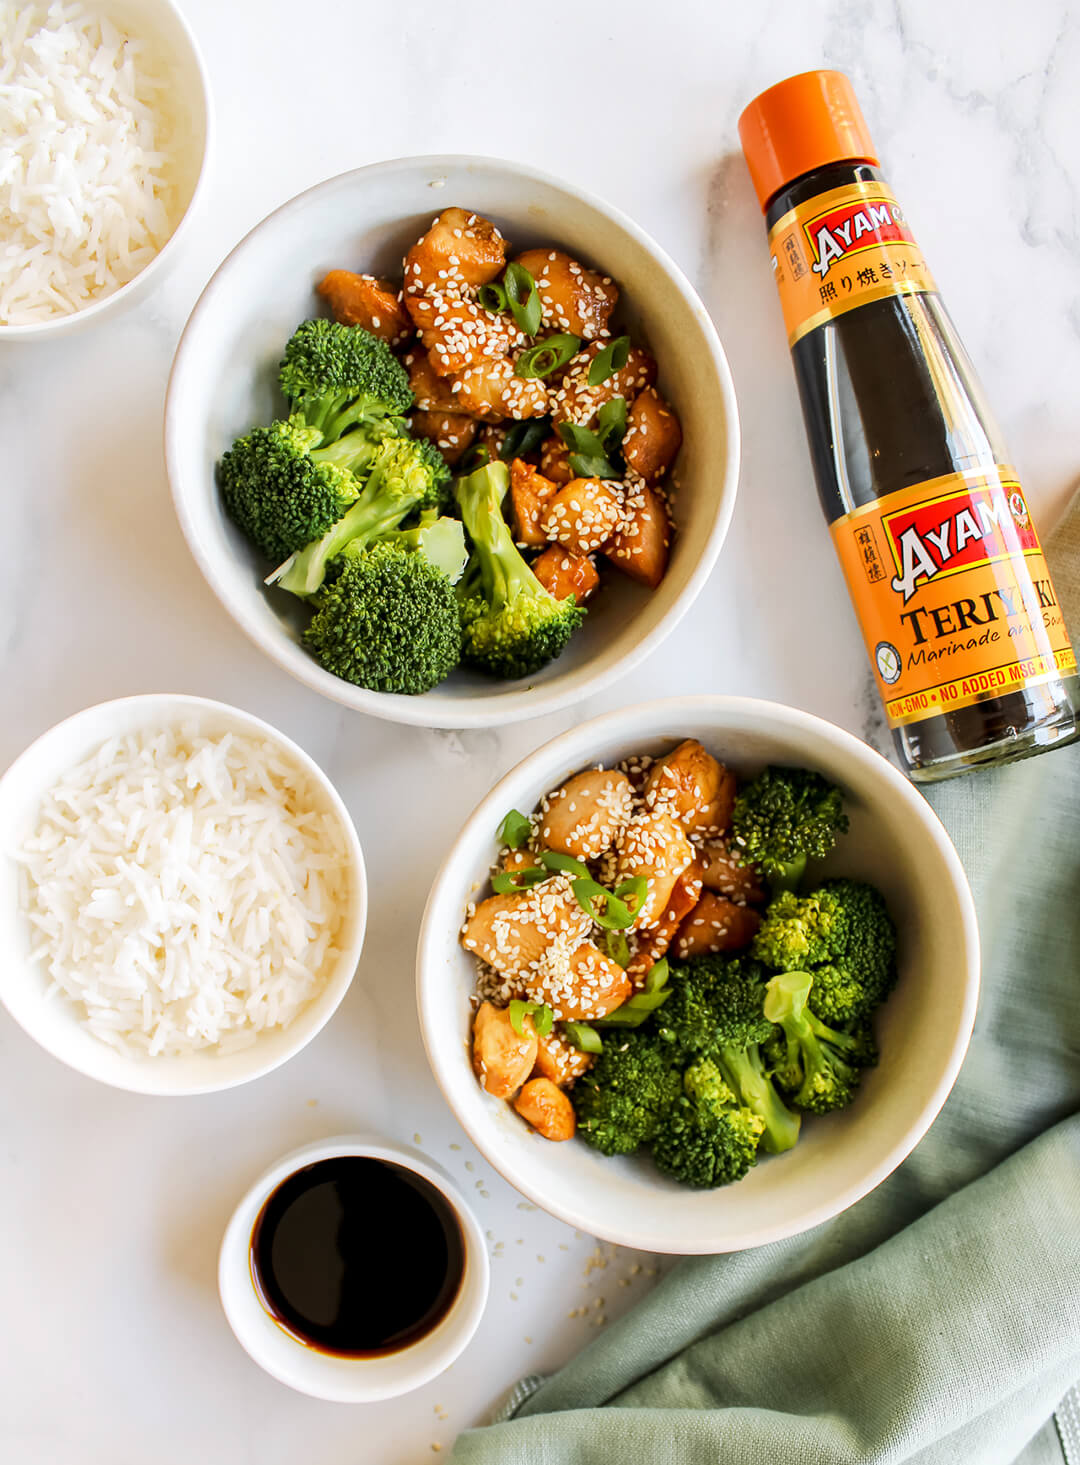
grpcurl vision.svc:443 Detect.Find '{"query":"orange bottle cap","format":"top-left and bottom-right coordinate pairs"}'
top-left (738, 70), bottom-right (879, 212)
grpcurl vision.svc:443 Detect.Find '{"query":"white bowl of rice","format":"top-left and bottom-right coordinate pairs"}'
top-left (0, 0), bottom-right (211, 336)
top-left (0, 694), bottom-right (367, 1094)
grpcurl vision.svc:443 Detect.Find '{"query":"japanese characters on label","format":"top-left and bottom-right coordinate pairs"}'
top-left (768, 181), bottom-right (937, 346)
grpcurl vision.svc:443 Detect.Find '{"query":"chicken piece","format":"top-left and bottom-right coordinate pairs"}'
top-left (603, 478), bottom-right (670, 589)
top-left (472, 1001), bottom-right (538, 1099)
top-left (477, 423), bottom-right (509, 458)
top-left (522, 941), bottom-right (632, 1021)
top-left (502, 847), bottom-right (541, 873)
top-left (697, 838), bottom-right (766, 904)
top-left (410, 409), bottom-right (477, 466)
top-left (514, 1077), bottom-right (576, 1140)
top-left (613, 807), bottom-right (695, 930)
top-left (539, 768), bottom-right (634, 861)
top-left (510, 458), bottom-right (559, 547)
top-left (404, 207), bottom-right (508, 295)
top-left (532, 1028), bottom-right (594, 1087)
top-left (539, 477), bottom-right (624, 556)
top-left (626, 858), bottom-right (705, 983)
top-left (317, 271), bottom-right (411, 346)
top-left (674, 892), bottom-right (762, 960)
top-left (532, 546), bottom-right (600, 604)
top-left (540, 433), bottom-right (574, 485)
top-left (514, 248), bottom-right (618, 341)
top-left (448, 356), bottom-right (548, 421)
top-left (406, 287), bottom-right (523, 375)
top-left (623, 387), bottom-right (682, 482)
top-left (405, 347), bottom-right (460, 413)
top-left (645, 740), bottom-right (736, 835)
top-left (550, 341), bottom-right (657, 428)
top-left (461, 876), bottom-right (592, 981)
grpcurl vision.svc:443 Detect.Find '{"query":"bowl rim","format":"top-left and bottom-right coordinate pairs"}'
top-left (415, 693), bottom-right (982, 1253)
top-left (164, 153), bottom-right (742, 729)
top-left (0, 692), bottom-right (367, 1095)
top-left (0, 0), bottom-right (214, 341)
top-left (217, 1133), bottom-right (491, 1401)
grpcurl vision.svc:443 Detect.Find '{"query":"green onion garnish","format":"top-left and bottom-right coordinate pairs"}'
top-left (515, 334), bottom-right (581, 380)
top-left (497, 809), bottom-right (532, 849)
top-left (539, 850), bottom-right (591, 880)
top-left (594, 959), bottom-right (673, 1027)
top-left (503, 263), bottom-right (543, 336)
top-left (596, 395), bottom-right (628, 450)
top-left (587, 335), bottom-right (630, 386)
top-left (572, 877), bottom-right (637, 931)
top-left (602, 929), bottom-right (631, 968)
top-left (477, 282), bottom-right (507, 314)
top-left (460, 444), bottom-right (492, 472)
top-left (499, 418), bottom-right (550, 461)
top-left (613, 876), bottom-right (649, 920)
top-left (562, 1021), bottom-right (603, 1053)
top-left (509, 999), bottom-right (553, 1037)
top-left (492, 866), bottom-right (547, 895)
top-left (556, 420), bottom-right (620, 480)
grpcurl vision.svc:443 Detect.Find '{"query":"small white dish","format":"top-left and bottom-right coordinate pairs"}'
top-left (0, 0), bottom-right (212, 340)
top-left (0, 694), bottom-right (366, 1094)
top-left (417, 694), bottom-right (981, 1254)
top-left (165, 154), bottom-right (740, 728)
top-left (218, 1136), bottom-right (490, 1401)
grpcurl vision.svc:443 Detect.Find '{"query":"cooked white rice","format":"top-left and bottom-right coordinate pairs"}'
top-left (18, 723), bottom-right (350, 1058)
top-left (0, 1), bottom-right (180, 324)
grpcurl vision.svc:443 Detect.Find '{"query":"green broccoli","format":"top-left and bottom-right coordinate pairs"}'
top-left (381, 510), bottom-right (468, 585)
top-left (572, 1031), bottom-right (683, 1157)
top-left (454, 460), bottom-right (585, 679)
top-left (763, 970), bottom-right (877, 1114)
top-left (651, 1059), bottom-right (765, 1188)
top-left (279, 318), bottom-right (413, 439)
top-left (269, 434), bottom-right (451, 597)
top-left (753, 878), bottom-right (897, 1026)
top-left (302, 536), bottom-right (462, 695)
top-left (730, 765), bottom-right (849, 892)
top-left (661, 953), bottom-right (801, 1154)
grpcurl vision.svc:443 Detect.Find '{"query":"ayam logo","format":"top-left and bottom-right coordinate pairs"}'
top-left (806, 197), bottom-right (914, 278)
top-left (887, 486), bottom-right (1037, 604)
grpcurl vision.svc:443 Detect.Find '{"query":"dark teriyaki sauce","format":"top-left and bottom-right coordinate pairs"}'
top-left (250, 1157), bottom-right (465, 1357)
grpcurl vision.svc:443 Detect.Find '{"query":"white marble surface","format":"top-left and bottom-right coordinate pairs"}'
top-left (2, 1), bottom-right (1079, 1461)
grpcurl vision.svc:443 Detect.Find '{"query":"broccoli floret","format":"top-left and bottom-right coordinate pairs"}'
top-left (572, 1031), bottom-right (683, 1157)
top-left (731, 765), bottom-right (849, 893)
top-left (218, 417), bottom-right (368, 563)
top-left (753, 878), bottom-right (897, 1026)
top-left (279, 319), bottom-right (413, 439)
top-left (662, 953), bottom-right (802, 1154)
top-left (381, 510), bottom-right (468, 584)
top-left (455, 460), bottom-right (585, 679)
top-left (302, 538), bottom-right (461, 694)
top-left (270, 434), bottom-right (452, 597)
top-left (652, 1059), bottom-right (765, 1188)
top-left (763, 970), bottom-right (878, 1114)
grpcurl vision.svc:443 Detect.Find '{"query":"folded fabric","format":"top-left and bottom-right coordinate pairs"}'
top-left (449, 499), bottom-right (1080, 1465)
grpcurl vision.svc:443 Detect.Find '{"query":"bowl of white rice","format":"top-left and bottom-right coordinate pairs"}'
top-left (0, 0), bottom-right (211, 337)
top-left (0, 694), bottom-right (367, 1093)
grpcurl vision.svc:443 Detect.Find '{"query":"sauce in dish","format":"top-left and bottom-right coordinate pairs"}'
top-left (250, 1158), bottom-right (465, 1356)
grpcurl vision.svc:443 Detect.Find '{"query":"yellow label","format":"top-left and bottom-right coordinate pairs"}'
top-left (768, 181), bottom-right (937, 346)
top-left (830, 467), bottom-right (1077, 729)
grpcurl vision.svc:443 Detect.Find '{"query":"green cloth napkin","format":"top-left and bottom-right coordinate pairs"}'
top-left (450, 501), bottom-right (1080, 1465)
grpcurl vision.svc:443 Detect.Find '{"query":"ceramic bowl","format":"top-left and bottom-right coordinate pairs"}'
top-left (165, 155), bottom-right (740, 728)
top-left (0, 0), bottom-right (211, 339)
top-left (0, 694), bottom-right (366, 1094)
top-left (416, 695), bottom-right (980, 1254)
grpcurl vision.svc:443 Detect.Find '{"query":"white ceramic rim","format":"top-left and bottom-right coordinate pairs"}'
top-left (416, 694), bottom-right (982, 1252)
top-left (217, 1135), bottom-right (491, 1401)
top-left (164, 154), bottom-right (742, 728)
top-left (0, 693), bottom-right (367, 1094)
top-left (0, 0), bottom-right (214, 341)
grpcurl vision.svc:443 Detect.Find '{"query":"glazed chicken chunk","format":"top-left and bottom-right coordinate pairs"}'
top-left (612, 806), bottom-right (695, 929)
top-left (514, 248), bottom-right (618, 340)
top-left (461, 876), bottom-right (592, 981)
top-left (404, 207), bottom-right (508, 294)
top-left (317, 270), bottom-right (411, 346)
top-left (538, 768), bottom-right (635, 861)
top-left (645, 739), bottom-right (736, 834)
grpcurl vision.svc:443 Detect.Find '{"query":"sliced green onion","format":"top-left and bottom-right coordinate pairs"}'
top-left (539, 849), bottom-right (591, 880)
top-left (509, 999), bottom-right (553, 1037)
top-left (595, 958), bottom-right (673, 1027)
top-left (603, 929), bottom-right (631, 968)
top-left (497, 808), bottom-right (533, 849)
top-left (588, 335), bottom-right (630, 386)
top-left (562, 1021), bottom-right (603, 1053)
top-left (492, 866), bottom-right (547, 895)
top-left (499, 418), bottom-right (550, 461)
top-left (613, 876), bottom-right (649, 920)
top-left (477, 282), bottom-right (507, 314)
top-left (642, 957), bottom-right (670, 993)
top-left (572, 877), bottom-right (636, 931)
top-left (515, 334), bottom-right (581, 380)
top-left (504, 262), bottom-right (543, 336)
top-left (596, 395), bottom-right (628, 450)
top-left (533, 1004), bottom-right (553, 1037)
top-left (460, 444), bottom-right (492, 472)
top-left (557, 420), bottom-right (619, 480)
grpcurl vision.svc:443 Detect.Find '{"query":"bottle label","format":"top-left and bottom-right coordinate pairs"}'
top-left (830, 466), bottom-right (1077, 730)
top-left (768, 181), bottom-right (937, 346)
